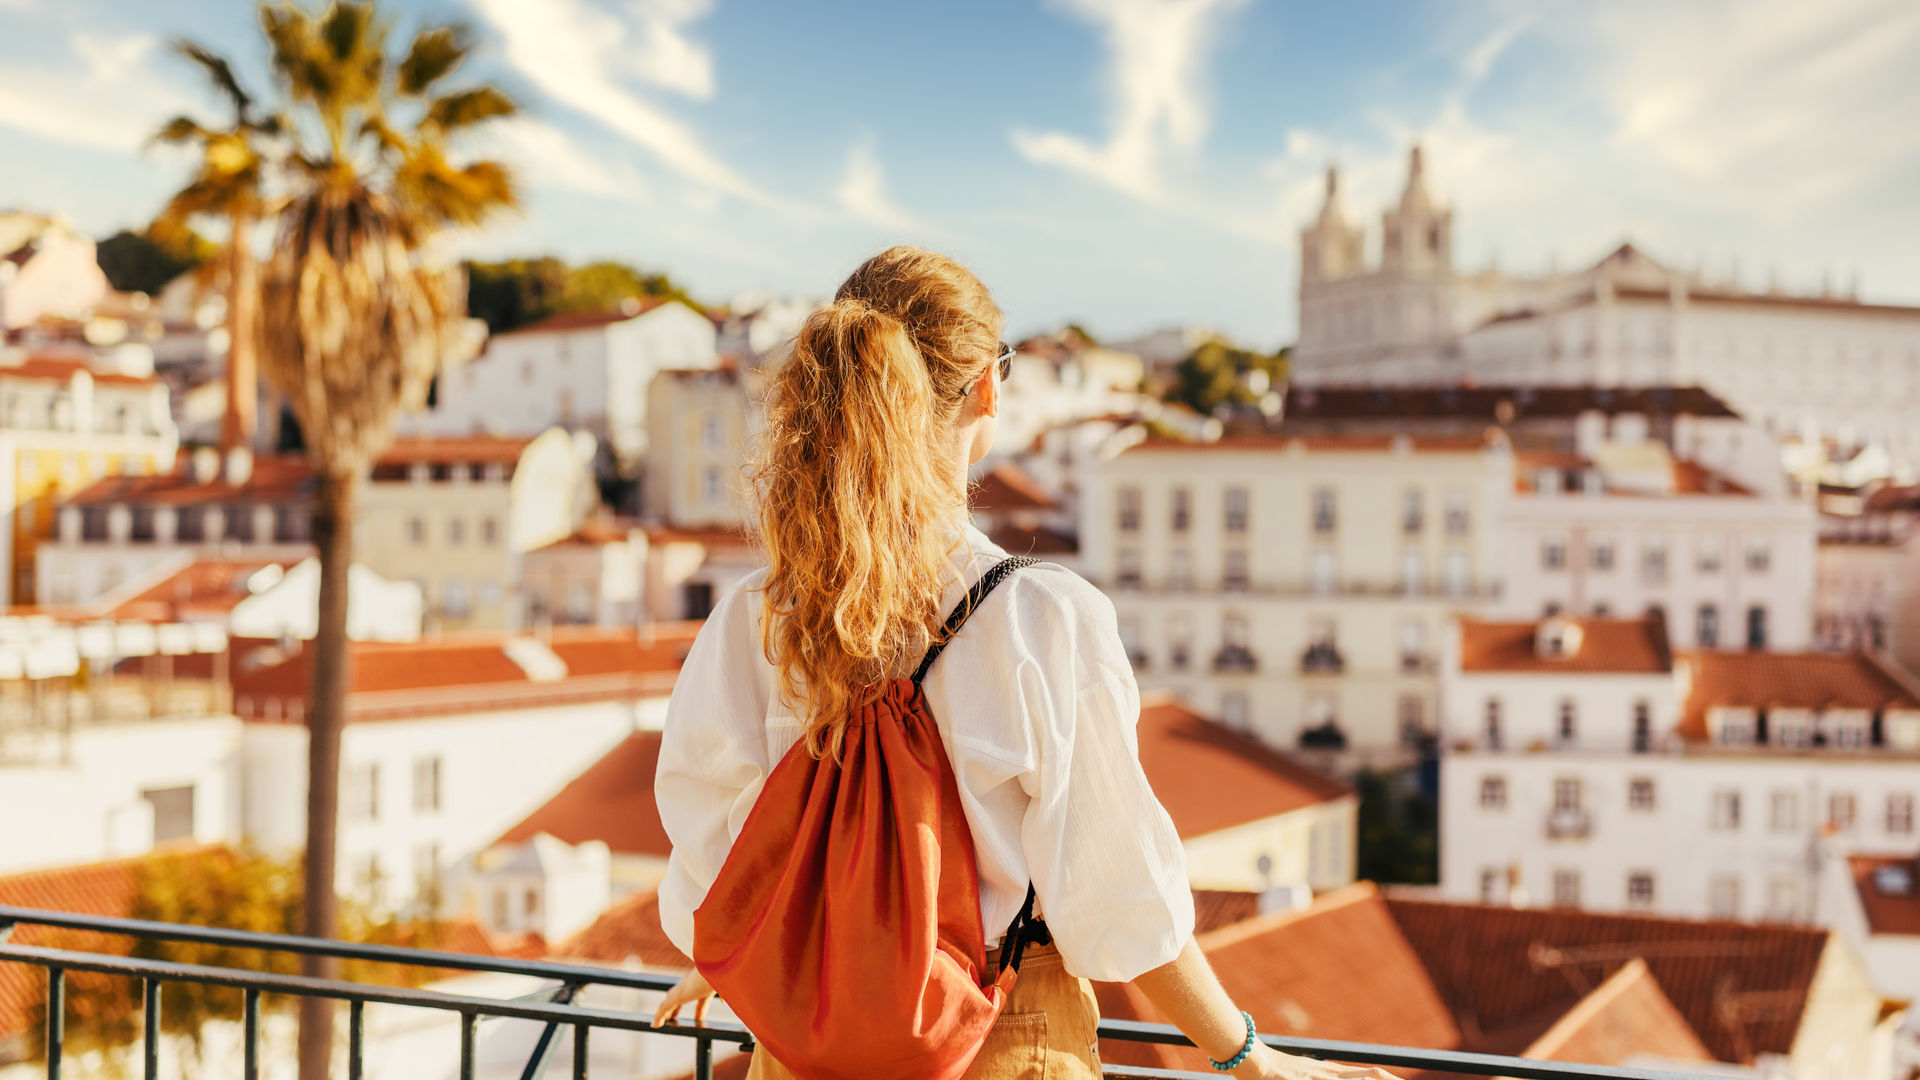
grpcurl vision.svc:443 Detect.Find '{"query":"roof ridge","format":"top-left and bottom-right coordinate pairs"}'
top-left (1521, 957), bottom-right (1653, 1060)
top-left (1195, 881), bottom-right (1380, 950)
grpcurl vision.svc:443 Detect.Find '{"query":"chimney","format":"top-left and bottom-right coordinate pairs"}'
top-left (224, 446), bottom-right (254, 487)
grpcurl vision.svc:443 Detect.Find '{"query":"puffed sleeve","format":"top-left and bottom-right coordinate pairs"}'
top-left (655, 576), bottom-right (775, 958)
top-left (1007, 570), bottom-right (1194, 982)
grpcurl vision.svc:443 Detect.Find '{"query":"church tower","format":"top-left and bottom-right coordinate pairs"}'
top-left (1380, 146), bottom-right (1453, 278)
top-left (1300, 165), bottom-right (1365, 283)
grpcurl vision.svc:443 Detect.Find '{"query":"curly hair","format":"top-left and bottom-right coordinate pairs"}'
top-left (749, 247), bottom-right (1003, 758)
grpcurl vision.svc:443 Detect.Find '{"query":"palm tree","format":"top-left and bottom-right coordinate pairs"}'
top-left (250, 4), bottom-right (518, 1074)
top-left (153, 43), bottom-right (282, 453)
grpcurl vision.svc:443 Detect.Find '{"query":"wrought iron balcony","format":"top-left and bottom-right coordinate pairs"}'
top-left (1212, 644), bottom-right (1258, 673)
top-left (0, 903), bottom-right (1724, 1080)
top-left (1546, 806), bottom-right (1593, 839)
top-left (1300, 643), bottom-right (1346, 674)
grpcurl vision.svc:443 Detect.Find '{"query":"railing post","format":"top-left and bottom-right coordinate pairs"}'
top-left (243, 988), bottom-right (260, 1080)
top-left (142, 978), bottom-right (160, 1080)
top-left (694, 1035), bottom-right (712, 1080)
top-left (460, 1011), bottom-right (478, 1080)
top-left (348, 999), bottom-right (365, 1080)
top-left (573, 1023), bottom-right (589, 1080)
top-left (44, 967), bottom-right (63, 1080)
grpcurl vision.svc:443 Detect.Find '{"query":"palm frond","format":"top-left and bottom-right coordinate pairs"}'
top-left (423, 86), bottom-right (515, 131)
top-left (396, 24), bottom-right (472, 97)
top-left (174, 40), bottom-right (254, 117)
top-left (152, 115), bottom-right (212, 147)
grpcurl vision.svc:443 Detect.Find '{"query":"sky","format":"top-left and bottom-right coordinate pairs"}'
top-left (1, 0), bottom-right (1916, 347)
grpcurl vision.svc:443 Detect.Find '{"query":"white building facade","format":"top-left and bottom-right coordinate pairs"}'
top-left (1082, 433), bottom-right (1512, 761)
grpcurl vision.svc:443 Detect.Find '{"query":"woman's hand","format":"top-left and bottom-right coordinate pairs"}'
top-left (1235, 1043), bottom-right (1403, 1079)
top-left (650, 970), bottom-right (717, 1028)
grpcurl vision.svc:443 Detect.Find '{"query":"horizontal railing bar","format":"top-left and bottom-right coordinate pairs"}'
top-left (0, 942), bottom-right (751, 1043)
top-left (1096, 1019), bottom-right (1727, 1080)
top-left (0, 904), bottom-right (676, 993)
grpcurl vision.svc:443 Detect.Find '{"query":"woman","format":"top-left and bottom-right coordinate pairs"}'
top-left (651, 247), bottom-right (1398, 1080)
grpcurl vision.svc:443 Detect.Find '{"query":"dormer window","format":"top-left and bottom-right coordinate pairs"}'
top-left (1535, 617), bottom-right (1583, 659)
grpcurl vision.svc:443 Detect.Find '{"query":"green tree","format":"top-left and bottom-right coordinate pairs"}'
top-left (246, 4), bottom-right (518, 1074)
top-left (462, 256), bottom-right (703, 334)
top-left (95, 227), bottom-right (215, 295)
top-left (151, 40), bottom-right (284, 452)
top-left (1354, 768), bottom-right (1439, 885)
top-left (1164, 339), bottom-right (1289, 416)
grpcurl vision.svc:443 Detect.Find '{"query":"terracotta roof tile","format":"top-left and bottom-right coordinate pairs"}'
top-left (987, 523), bottom-right (1078, 557)
top-left (1277, 385), bottom-right (1738, 422)
top-left (1099, 884), bottom-right (1462, 1074)
top-left (66, 454), bottom-right (316, 507)
top-left (969, 463), bottom-right (1058, 513)
top-left (0, 356), bottom-right (155, 387)
top-left (644, 524), bottom-right (756, 550)
top-left (104, 559), bottom-right (279, 621)
top-left (1385, 895), bottom-right (1830, 1063)
top-left (1675, 651), bottom-right (1920, 740)
top-left (1458, 617), bottom-right (1672, 675)
top-left (1192, 889), bottom-right (1262, 934)
top-left (1137, 697), bottom-right (1351, 839)
top-left (1848, 855), bottom-right (1920, 936)
top-left (495, 732), bottom-right (671, 857)
top-left (498, 301), bottom-right (669, 336)
top-left (375, 435), bottom-right (535, 467)
top-left (554, 888), bottom-right (690, 969)
top-left (1521, 958), bottom-right (1714, 1068)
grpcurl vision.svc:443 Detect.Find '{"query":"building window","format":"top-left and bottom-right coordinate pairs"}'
top-left (1220, 691), bottom-right (1250, 732)
top-left (1556, 699), bottom-right (1578, 745)
top-left (1697, 604), bottom-right (1719, 648)
top-left (345, 763), bottom-right (380, 824)
top-left (1632, 700), bottom-right (1653, 752)
top-left (1696, 539), bottom-right (1722, 573)
top-left (1542, 536), bottom-right (1567, 570)
top-left (1116, 549), bottom-right (1142, 588)
top-left (1552, 870), bottom-right (1580, 908)
top-left (1626, 872), bottom-right (1655, 909)
top-left (1484, 698), bottom-right (1503, 750)
top-left (1118, 617), bottom-right (1144, 668)
top-left (1746, 606), bottom-right (1767, 649)
top-left (1222, 549), bottom-right (1249, 591)
top-left (1889, 794), bottom-right (1915, 835)
top-left (412, 756), bottom-right (443, 814)
top-left (525, 887), bottom-right (540, 918)
top-left (1480, 776), bottom-right (1507, 810)
top-left (1224, 486), bottom-right (1248, 533)
top-left (1169, 613), bottom-right (1192, 671)
top-left (408, 516), bottom-right (426, 546)
top-left (1117, 486), bottom-right (1141, 532)
top-left (1746, 539), bottom-right (1771, 573)
top-left (442, 578), bottom-right (470, 619)
top-left (1398, 695), bottom-right (1426, 747)
top-left (1311, 487), bottom-right (1337, 534)
top-left (1168, 549), bottom-right (1193, 591)
top-left (701, 467), bottom-right (723, 505)
top-left (1829, 792), bottom-right (1857, 830)
top-left (1443, 550), bottom-right (1470, 596)
top-left (1402, 489), bottom-right (1424, 535)
top-left (447, 517), bottom-right (465, 546)
top-left (1771, 790), bottom-right (1800, 832)
top-left (1629, 778), bottom-right (1656, 811)
top-left (1171, 487), bottom-right (1190, 532)
top-left (141, 786), bottom-right (195, 844)
top-left (1554, 777), bottom-right (1583, 812)
top-left (1399, 550), bottom-right (1424, 593)
top-left (1711, 790), bottom-right (1741, 830)
top-left (1590, 535), bottom-right (1615, 571)
top-left (1642, 538), bottom-right (1668, 585)
top-left (1480, 868), bottom-right (1502, 904)
top-left (702, 412), bottom-right (722, 449)
top-left (1444, 489), bottom-right (1470, 535)
top-left (481, 517), bottom-right (500, 545)
top-left (1709, 875), bottom-right (1741, 919)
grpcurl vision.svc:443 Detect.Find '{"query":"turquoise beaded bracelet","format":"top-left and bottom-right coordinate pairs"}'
top-left (1208, 1010), bottom-right (1256, 1071)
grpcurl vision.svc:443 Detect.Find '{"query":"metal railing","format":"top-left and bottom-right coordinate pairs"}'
top-left (0, 904), bottom-right (1725, 1080)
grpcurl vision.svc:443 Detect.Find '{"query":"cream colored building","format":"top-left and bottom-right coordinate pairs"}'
top-left (0, 355), bottom-right (178, 606)
top-left (356, 429), bottom-right (591, 633)
top-left (1083, 431), bottom-right (1513, 761)
top-left (642, 366), bottom-right (756, 530)
top-left (1817, 490), bottom-right (1920, 678)
top-left (1293, 148), bottom-right (1920, 477)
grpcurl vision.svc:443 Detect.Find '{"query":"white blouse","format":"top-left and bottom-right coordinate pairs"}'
top-left (654, 524), bottom-right (1194, 983)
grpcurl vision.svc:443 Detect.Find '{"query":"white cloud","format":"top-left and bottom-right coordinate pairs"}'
top-left (1460, 15), bottom-right (1529, 84)
top-left (1011, 0), bottom-right (1247, 206)
top-left (835, 139), bottom-right (927, 234)
top-left (625, 0), bottom-right (717, 100)
top-left (468, 0), bottom-right (785, 210)
top-left (0, 31), bottom-right (187, 153)
top-left (486, 117), bottom-right (647, 201)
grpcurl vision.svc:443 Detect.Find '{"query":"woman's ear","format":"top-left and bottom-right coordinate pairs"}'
top-left (979, 366), bottom-right (1000, 418)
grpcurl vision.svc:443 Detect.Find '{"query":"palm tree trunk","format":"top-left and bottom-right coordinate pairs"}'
top-left (222, 208), bottom-right (259, 453)
top-left (298, 469), bottom-right (356, 1080)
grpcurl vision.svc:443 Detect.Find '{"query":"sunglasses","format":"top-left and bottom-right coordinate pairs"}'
top-left (961, 343), bottom-right (1016, 397)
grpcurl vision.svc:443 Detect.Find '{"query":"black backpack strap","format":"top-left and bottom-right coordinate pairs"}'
top-left (911, 556), bottom-right (1037, 685)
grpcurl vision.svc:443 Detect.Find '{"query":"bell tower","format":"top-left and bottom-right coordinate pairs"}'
top-left (1380, 146), bottom-right (1453, 279)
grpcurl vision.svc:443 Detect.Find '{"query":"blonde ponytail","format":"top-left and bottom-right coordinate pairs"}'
top-left (751, 247), bottom-right (1003, 758)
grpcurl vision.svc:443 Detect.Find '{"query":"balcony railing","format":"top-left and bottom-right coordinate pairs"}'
top-left (1546, 806), bottom-right (1593, 839)
top-left (1300, 644), bottom-right (1345, 675)
top-left (1212, 645), bottom-right (1258, 674)
top-left (0, 904), bottom-right (1725, 1080)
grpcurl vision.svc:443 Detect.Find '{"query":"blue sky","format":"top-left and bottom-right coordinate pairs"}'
top-left (2, 0), bottom-right (1916, 346)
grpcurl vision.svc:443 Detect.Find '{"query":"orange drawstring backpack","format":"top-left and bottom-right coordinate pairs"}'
top-left (692, 557), bottom-right (1044, 1080)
